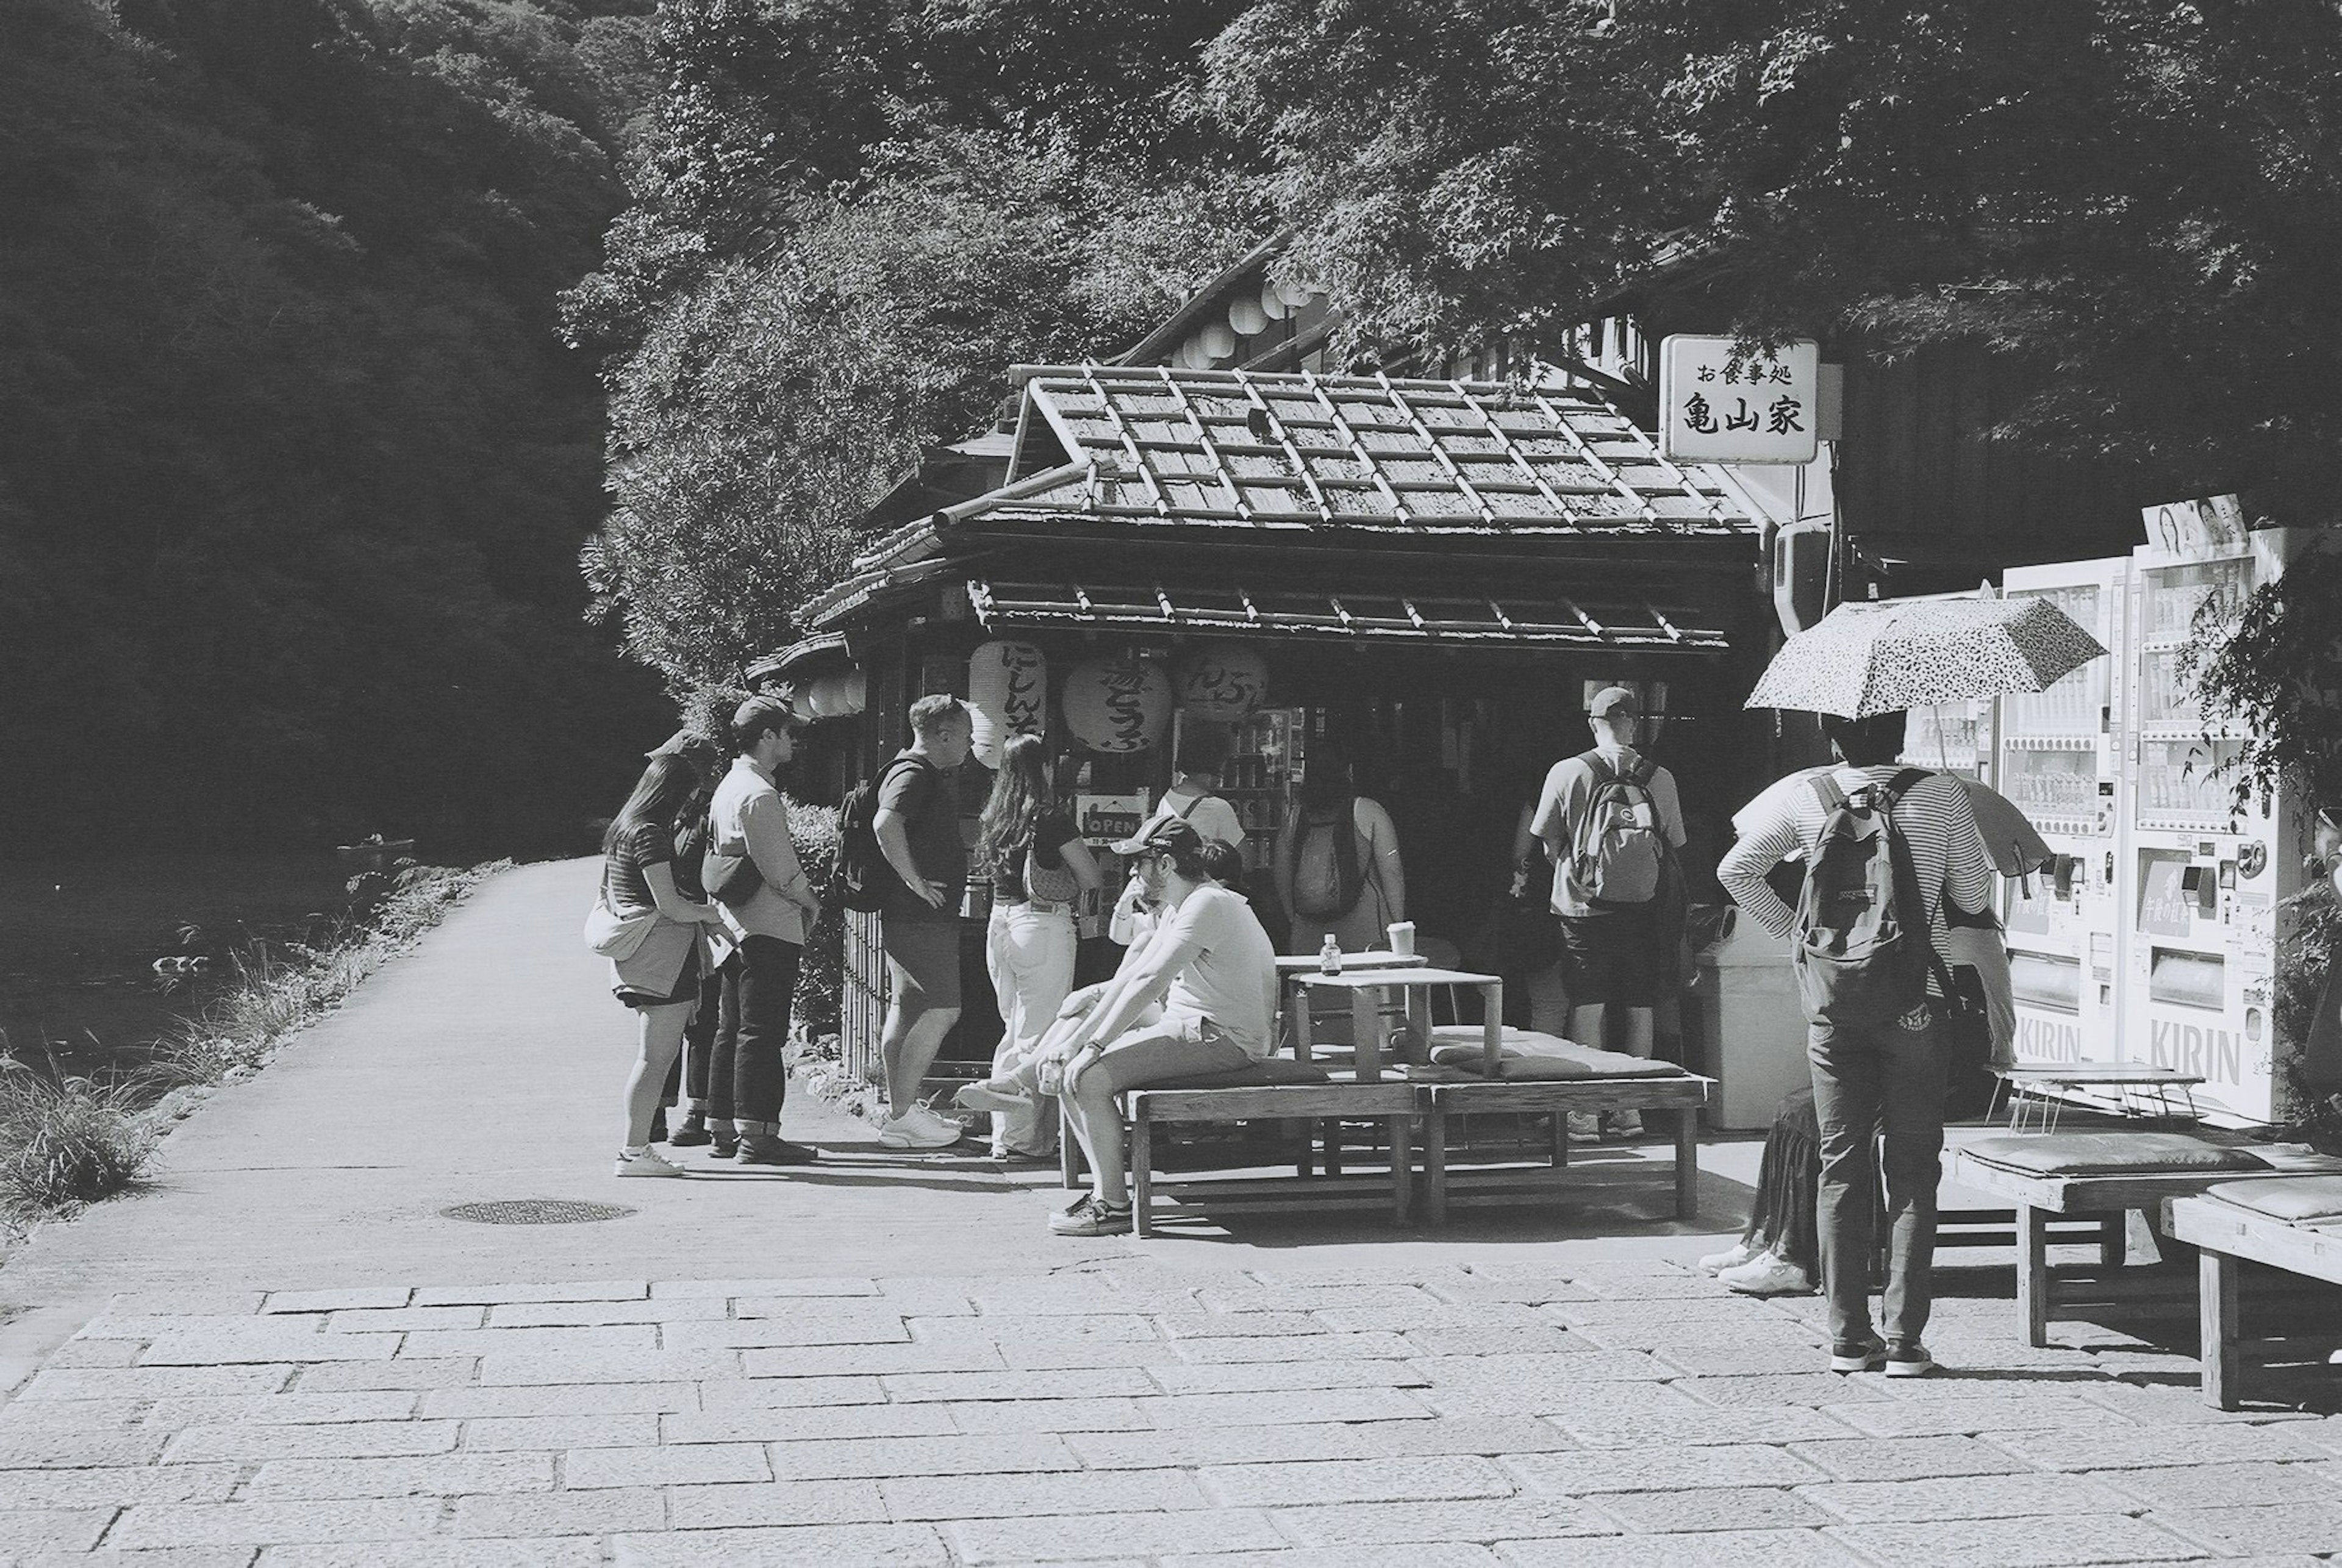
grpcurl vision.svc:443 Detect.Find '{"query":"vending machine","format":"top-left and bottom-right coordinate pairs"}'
top-left (2117, 529), bottom-right (2318, 1123)
top-left (1994, 558), bottom-right (2130, 1069)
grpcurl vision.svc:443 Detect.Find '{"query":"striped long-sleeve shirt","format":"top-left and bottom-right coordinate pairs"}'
top-left (1719, 765), bottom-right (1995, 995)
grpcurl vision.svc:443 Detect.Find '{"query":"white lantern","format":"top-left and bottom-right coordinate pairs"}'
top-left (1062, 656), bottom-right (1171, 755)
top-left (1228, 297), bottom-right (1269, 337)
top-left (1259, 280), bottom-right (1291, 321)
top-left (1275, 277), bottom-right (1318, 309)
top-left (1201, 322), bottom-right (1237, 361)
top-left (1180, 334), bottom-right (1211, 370)
top-left (1173, 642), bottom-right (1270, 722)
top-left (966, 641), bottom-right (1047, 769)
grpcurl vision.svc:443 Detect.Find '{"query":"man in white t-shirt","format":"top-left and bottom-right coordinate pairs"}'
top-left (1038, 815), bottom-right (1277, 1236)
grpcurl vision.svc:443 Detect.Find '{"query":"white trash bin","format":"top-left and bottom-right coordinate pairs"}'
top-left (1685, 911), bottom-right (1811, 1131)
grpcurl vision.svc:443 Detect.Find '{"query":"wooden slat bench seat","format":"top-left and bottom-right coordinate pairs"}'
top-left (1125, 1079), bottom-right (1420, 1237)
top-left (2166, 1176), bottom-right (2342, 1409)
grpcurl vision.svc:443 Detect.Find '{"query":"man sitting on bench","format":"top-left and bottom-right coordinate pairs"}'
top-left (979, 815), bottom-right (1277, 1237)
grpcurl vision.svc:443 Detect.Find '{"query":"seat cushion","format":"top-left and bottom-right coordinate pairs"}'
top-left (1422, 1041), bottom-right (1682, 1081)
top-left (1962, 1131), bottom-right (2271, 1178)
top-left (2207, 1175), bottom-right (2342, 1223)
top-left (1153, 1055), bottom-right (1333, 1090)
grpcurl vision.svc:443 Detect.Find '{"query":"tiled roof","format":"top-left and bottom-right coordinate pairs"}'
top-left (1004, 365), bottom-right (1763, 537)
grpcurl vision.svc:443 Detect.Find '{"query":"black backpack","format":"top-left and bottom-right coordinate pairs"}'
top-left (1286, 797), bottom-right (1364, 920)
top-left (832, 755), bottom-right (929, 913)
top-left (1792, 767), bottom-right (1934, 1026)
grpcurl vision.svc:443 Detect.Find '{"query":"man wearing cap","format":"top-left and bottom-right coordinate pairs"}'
top-left (1033, 815), bottom-right (1277, 1236)
top-left (703, 695), bottom-right (823, 1165)
top-left (1531, 686), bottom-right (1689, 1138)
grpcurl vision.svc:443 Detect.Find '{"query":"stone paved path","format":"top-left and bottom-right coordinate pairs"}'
top-left (6, 1256), bottom-right (2342, 1565)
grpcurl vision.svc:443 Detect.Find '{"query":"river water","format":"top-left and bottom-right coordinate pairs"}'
top-left (0, 856), bottom-right (359, 1074)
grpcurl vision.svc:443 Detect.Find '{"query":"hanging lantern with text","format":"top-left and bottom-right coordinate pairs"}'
top-left (801, 668), bottom-right (867, 721)
top-left (1173, 642), bottom-right (1270, 722)
top-left (965, 640), bottom-right (1047, 770)
top-left (1062, 656), bottom-right (1171, 754)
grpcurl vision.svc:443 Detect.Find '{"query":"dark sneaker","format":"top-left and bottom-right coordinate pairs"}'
top-left (667, 1116), bottom-right (712, 1148)
top-left (1828, 1338), bottom-right (1888, 1373)
top-left (709, 1137), bottom-right (739, 1160)
top-left (1885, 1342), bottom-right (1938, 1378)
top-left (1049, 1196), bottom-right (1133, 1237)
top-left (736, 1135), bottom-right (820, 1166)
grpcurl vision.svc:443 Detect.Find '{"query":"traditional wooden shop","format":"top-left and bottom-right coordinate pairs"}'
top-left (776, 363), bottom-right (1792, 1078)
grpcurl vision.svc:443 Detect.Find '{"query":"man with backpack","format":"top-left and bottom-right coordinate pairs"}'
top-left (1530, 686), bottom-right (1688, 1139)
top-left (1718, 709), bottom-right (1994, 1380)
top-left (865, 695), bottom-right (975, 1150)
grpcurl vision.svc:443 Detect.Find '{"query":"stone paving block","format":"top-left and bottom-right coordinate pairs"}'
top-left (259, 1544), bottom-right (605, 1567)
top-left (650, 1277), bottom-right (878, 1299)
top-left (108, 1499), bottom-right (443, 1549)
top-left (1423, 1279), bottom-right (1598, 1306)
top-left (0, 1397), bottom-right (146, 1431)
top-left (412, 1282), bottom-right (648, 1306)
top-left (0, 1507), bottom-right (110, 1553)
top-left (664, 1402), bottom-right (954, 1445)
top-left (960, 1281), bottom-right (1149, 1316)
top-left (0, 1461), bottom-right (238, 1507)
top-left (905, 1314), bottom-right (1156, 1345)
top-left (1203, 1455), bottom-right (1513, 1507)
top-left (2078, 1381), bottom-right (2332, 1427)
top-left (12, 1548), bottom-right (259, 1567)
top-left (1144, 1358), bottom-right (1426, 1396)
top-left (748, 1433), bottom-right (1079, 1481)
top-left (1497, 1527), bottom-right (1866, 1566)
top-left (1134, 1388), bottom-right (1431, 1428)
top-left (881, 1466), bottom-right (1206, 1520)
top-left (2097, 1459), bottom-right (2342, 1509)
top-left (1569, 1320), bottom-right (1827, 1353)
top-left (663, 1316), bottom-right (909, 1351)
top-left (1595, 1486), bottom-right (1832, 1533)
top-left (870, 1281), bottom-right (978, 1317)
top-left (1796, 1472), bottom-right (2136, 1523)
top-left (1556, 1408), bottom-right (1864, 1448)
top-left (611, 1522), bottom-right (948, 1567)
top-left (1822, 1395), bottom-right (2125, 1437)
top-left (0, 1428), bottom-right (170, 1467)
top-left (1822, 1513), bottom-right (2208, 1566)
top-left (1169, 1331), bottom-right (1413, 1364)
top-left (141, 1326), bottom-right (396, 1366)
top-left (294, 1359), bottom-right (477, 1392)
top-left (325, 1308), bottom-right (484, 1333)
top-left (144, 1392), bottom-right (422, 1428)
top-left (1417, 1380), bottom-right (1707, 1421)
top-left (940, 1506), bottom-right (1285, 1564)
top-left (479, 1350), bottom-right (740, 1387)
top-left (564, 1442), bottom-right (770, 1489)
top-left (1197, 1284), bottom-right (1440, 1314)
top-left (162, 1419), bottom-right (459, 1462)
top-left (1314, 1304), bottom-right (1553, 1334)
top-left (1170, 1548), bottom-right (1500, 1568)
top-left (1994, 1422), bottom-right (2339, 1470)
top-left (1653, 1345), bottom-right (1850, 1378)
top-left (1070, 1416), bottom-right (1570, 1471)
top-left (1411, 1351), bottom-right (1673, 1388)
top-left (263, 1289), bottom-right (413, 1315)
top-left (695, 1376), bottom-right (888, 1411)
top-left (991, 1339), bottom-right (1185, 1371)
top-left (2152, 1501), bottom-right (2342, 1556)
top-left (1677, 1374), bottom-right (1895, 1408)
top-left (242, 1451), bottom-right (556, 1500)
top-left (1544, 1298), bottom-right (1783, 1328)
top-left (1508, 1443), bottom-right (1828, 1495)
top-left (104, 1291), bottom-right (268, 1317)
top-left (1786, 1435), bottom-right (2038, 1481)
top-left (877, 1368), bottom-right (1158, 1403)
top-left (47, 1338), bottom-right (148, 1368)
top-left (946, 1397), bottom-right (1150, 1434)
top-left (20, 1366), bottom-right (295, 1402)
top-left (420, 1382), bottom-right (700, 1419)
top-left (665, 1478), bottom-right (886, 1530)
top-left (396, 1326), bottom-right (658, 1360)
top-left (460, 1413), bottom-right (661, 1451)
top-left (1153, 1312), bottom-right (1327, 1340)
top-left (1269, 1495), bottom-right (1610, 1546)
top-left (1568, 1272), bottom-right (1741, 1301)
top-left (484, 1299), bottom-right (728, 1328)
top-left (452, 1484), bottom-right (664, 1536)
top-left (739, 1343), bottom-right (1000, 1378)
top-left (1402, 1326), bottom-right (1583, 1358)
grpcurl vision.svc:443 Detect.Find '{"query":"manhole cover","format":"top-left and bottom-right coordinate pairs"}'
top-left (439, 1199), bottom-right (636, 1225)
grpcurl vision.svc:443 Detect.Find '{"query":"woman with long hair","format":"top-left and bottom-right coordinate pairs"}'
top-left (1273, 743), bottom-right (1406, 955)
top-left (972, 734), bottom-right (1101, 1159)
top-left (600, 753), bottom-right (724, 1176)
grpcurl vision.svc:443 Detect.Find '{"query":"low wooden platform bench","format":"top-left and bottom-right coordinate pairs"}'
top-left (1950, 1132), bottom-right (2342, 1346)
top-left (2166, 1176), bottom-right (2342, 1409)
top-left (1409, 1029), bottom-right (1712, 1226)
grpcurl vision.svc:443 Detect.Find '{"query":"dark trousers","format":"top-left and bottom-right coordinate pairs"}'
top-left (1808, 1000), bottom-right (1948, 1349)
top-left (708, 935), bottom-right (800, 1126)
top-left (678, 962), bottom-right (726, 1110)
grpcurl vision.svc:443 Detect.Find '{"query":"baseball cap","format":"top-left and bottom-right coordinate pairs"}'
top-left (732, 692), bottom-right (808, 742)
top-left (1111, 814), bottom-right (1205, 860)
top-left (645, 728), bottom-right (720, 764)
top-left (1588, 686), bottom-right (1642, 718)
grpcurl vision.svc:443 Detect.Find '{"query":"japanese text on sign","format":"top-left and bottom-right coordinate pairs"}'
top-left (1658, 336), bottom-right (1820, 464)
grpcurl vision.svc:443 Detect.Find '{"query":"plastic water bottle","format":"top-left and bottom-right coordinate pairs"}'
top-left (1319, 935), bottom-right (1342, 975)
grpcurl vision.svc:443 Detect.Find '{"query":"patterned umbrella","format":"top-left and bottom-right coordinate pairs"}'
top-left (1745, 596), bottom-right (2107, 718)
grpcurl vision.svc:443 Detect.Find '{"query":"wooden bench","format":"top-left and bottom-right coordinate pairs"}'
top-left (1125, 1079), bottom-right (1420, 1237)
top-left (1950, 1132), bottom-right (2342, 1346)
top-left (2165, 1177), bottom-right (2342, 1409)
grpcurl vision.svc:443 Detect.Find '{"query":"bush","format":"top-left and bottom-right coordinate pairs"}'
top-left (0, 1055), bottom-right (152, 1214)
top-left (787, 798), bottom-right (843, 1035)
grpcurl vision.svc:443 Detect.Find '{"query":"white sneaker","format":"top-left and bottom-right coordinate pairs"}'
top-left (1697, 1240), bottom-right (1760, 1275)
top-left (878, 1106), bottom-right (964, 1150)
top-left (1566, 1112), bottom-right (1603, 1143)
top-left (612, 1147), bottom-right (684, 1178)
top-left (1720, 1255), bottom-right (1816, 1296)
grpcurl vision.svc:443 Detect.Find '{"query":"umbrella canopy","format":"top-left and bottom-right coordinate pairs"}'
top-left (1746, 596), bottom-right (2107, 718)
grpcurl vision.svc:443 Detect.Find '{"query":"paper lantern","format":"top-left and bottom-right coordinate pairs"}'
top-left (1228, 297), bottom-right (1269, 337)
top-left (1179, 334), bottom-right (1211, 370)
top-left (966, 641), bottom-right (1047, 769)
top-left (802, 668), bottom-right (866, 720)
top-left (1201, 322), bottom-right (1237, 360)
top-left (1173, 642), bottom-right (1269, 722)
top-left (1275, 277), bottom-right (1318, 309)
top-left (1259, 280), bottom-right (1291, 321)
top-left (1062, 656), bottom-right (1171, 755)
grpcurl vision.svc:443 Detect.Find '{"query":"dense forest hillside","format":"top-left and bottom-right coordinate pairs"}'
top-left (0, 0), bottom-right (669, 854)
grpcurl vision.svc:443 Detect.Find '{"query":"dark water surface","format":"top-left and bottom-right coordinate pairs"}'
top-left (0, 856), bottom-right (357, 1072)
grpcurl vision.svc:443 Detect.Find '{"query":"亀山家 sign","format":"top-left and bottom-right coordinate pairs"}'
top-left (1658, 336), bottom-right (1819, 464)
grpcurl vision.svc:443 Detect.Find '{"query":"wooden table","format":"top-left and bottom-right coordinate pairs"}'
top-left (1288, 966), bottom-right (1503, 1082)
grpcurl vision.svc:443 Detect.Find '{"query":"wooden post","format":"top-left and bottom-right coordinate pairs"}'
top-left (2017, 1202), bottom-right (2052, 1348)
top-left (1423, 1096), bottom-right (1449, 1228)
top-left (2199, 1245), bottom-right (2241, 1411)
top-left (1675, 1105), bottom-right (1700, 1219)
top-left (1352, 987), bottom-right (1385, 1082)
top-left (1131, 1100), bottom-right (1154, 1239)
top-left (1059, 1101), bottom-right (1082, 1190)
top-left (1481, 979), bottom-right (1504, 1079)
top-left (2100, 1211), bottom-right (2127, 1270)
top-left (1389, 1114), bottom-right (1413, 1226)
